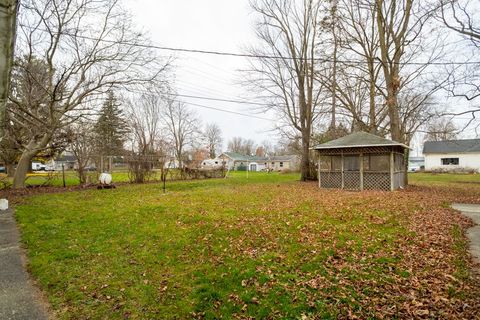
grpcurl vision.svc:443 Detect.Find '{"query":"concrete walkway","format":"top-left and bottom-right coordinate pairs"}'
top-left (451, 203), bottom-right (480, 264)
top-left (0, 209), bottom-right (49, 320)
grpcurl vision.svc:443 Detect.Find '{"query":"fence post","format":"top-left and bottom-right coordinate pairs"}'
top-left (62, 163), bottom-right (66, 188)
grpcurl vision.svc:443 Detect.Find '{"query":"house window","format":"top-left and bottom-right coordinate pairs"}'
top-left (271, 162), bottom-right (274, 165)
top-left (279, 162), bottom-right (283, 167)
top-left (441, 158), bottom-right (459, 165)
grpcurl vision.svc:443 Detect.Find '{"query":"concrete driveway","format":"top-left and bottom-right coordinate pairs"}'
top-left (451, 203), bottom-right (480, 264)
top-left (0, 209), bottom-right (49, 320)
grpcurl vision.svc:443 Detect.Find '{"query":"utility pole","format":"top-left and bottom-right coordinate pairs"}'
top-left (0, 0), bottom-right (18, 140)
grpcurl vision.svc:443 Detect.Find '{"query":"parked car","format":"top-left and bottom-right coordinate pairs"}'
top-left (32, 162), bottom-right (46, 171)
top-left (0, 166), bottom-right (5, 173)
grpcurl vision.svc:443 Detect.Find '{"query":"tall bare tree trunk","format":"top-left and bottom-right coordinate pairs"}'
top-left (0, 0), bottom-right (17, 139)
top-left (13, 149), bottom-right (35, 189)
top-left (329, 0), bottom-right (338, 131)
top-left (13, 133), bottom-right (50, 188)
top-left (6, 162), bottom-right (14, 177)
top-left (300, 132), bottom-right (311, 181)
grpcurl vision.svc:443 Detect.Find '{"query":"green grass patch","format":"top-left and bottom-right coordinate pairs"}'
top-left (14, 172), bottom-right (479, 318)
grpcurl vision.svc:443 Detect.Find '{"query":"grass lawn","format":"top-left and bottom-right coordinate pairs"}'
top-left (13, 172), bottom-right (480, 319)
top-left (409, 171), bottom-right (480, 185)
top-left (1, 169), bottom-right (195, 189)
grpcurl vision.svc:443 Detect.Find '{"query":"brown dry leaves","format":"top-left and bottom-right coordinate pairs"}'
top-left (219, 183), bottom-right (480, 319)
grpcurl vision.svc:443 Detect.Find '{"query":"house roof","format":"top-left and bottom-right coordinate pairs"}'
top-left (423, 139), bottom-right (480, 154)
top-left (312, 131), bottom-right (408, 150)
top-left (55, 154), bottom-right (77, 162)
top-left (408, 156), bottom-right (424, 162)
top-left (270, 155), bottom-right (297, 161)
top-left (220, 152), bottom-right (268, 161)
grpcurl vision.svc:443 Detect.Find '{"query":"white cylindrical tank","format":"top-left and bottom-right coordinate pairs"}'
top-left (0, 199), bottom-right (8, 211)
top-left (99, 173), bottom-right (112, 185)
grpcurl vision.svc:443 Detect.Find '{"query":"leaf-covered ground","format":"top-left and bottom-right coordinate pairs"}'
top-left (14, 172), bottom-right (480, 319)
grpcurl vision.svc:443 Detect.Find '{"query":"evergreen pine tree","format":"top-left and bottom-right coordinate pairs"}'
top-left (93, 91), bottom-right (128, 158)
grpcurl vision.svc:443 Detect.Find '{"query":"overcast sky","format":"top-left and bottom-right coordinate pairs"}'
top-left (124, 0), bottom-right (278, 151)
top-left (124, 0), bottom-right (479, 154)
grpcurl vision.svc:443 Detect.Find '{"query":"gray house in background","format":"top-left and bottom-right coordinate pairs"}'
top-left (423, 139), bottom-right (480, 172)
top-left (214, 152), bottom-right (299, 172)
top-left (45, 153), bottom-right (77, 171)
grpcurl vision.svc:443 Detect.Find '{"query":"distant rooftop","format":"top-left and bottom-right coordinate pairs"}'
top-left (423, 139), bottom-right (480, 154)
top-left (221, 152), bottom-right (268, 161)
top-left (220, 152), bottom-right (297, 162)
top-left (313, 132), bottom-right (408, 150)
top-left (270, 155), bottom-right (297, 161)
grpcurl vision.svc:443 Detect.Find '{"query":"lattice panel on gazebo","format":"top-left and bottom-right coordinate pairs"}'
top-left (364, 172), bottom-right (390, 190)
top-left (320, 172), bottom-right (342, 188)
top-left (344, 171), bottom-right (360, 190)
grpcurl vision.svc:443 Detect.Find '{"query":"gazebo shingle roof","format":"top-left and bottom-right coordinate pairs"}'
top-left (312, 132), bottom-right (408, 150)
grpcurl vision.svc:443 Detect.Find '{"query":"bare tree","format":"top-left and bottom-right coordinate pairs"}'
top-left (0, 0), bottom-right (18, 139)
top-left (227, 137), bottom-right (244, 154)
top-left (126, 90), bottom-right (168, 183)
top-left (203, 123), bottom-right (223, 158)
top-left (374, 0), bottom-right (438, 143)
top-left (440, 0), bottom-right (479, 52)
top-left (9, 0), bottom-right (170, 188)
top-left (259, 139), bottom-right (275, 157)
top-left (425, 117), bottom-right (458, 141)
top-left (163, 99), bottom-right (200, 170)
top-left (227, 136), bottom-right (256, 155)
top-left (246, 0), bottom-right (325, 180)
top-left (438, 0), bottom-right (480, 119)
top-left (69, 121), bottom-right (95, 185)
top-left (318, 0), bottom-right (387, 134)
top-left (0, 103), bottom-right (22, 177)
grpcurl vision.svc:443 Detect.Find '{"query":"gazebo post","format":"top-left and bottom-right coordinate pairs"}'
top-left (318, 154), bottom-right (321, 188)
top-left (359, 152), bottom-right (364, 190)
top-left (389, 150), bottom-right (394, 191)
top-left (341, 152), bottom-right (344, 189)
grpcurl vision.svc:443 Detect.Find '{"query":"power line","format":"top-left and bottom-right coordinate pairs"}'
top-left (180, 101), bottom-right (275, 122)
top-left (20, 24), bottom-right (480, 66)
top-left (128, 88), bottom-right (275, 122)
top-left (171, 93), bottom-right (270, 106)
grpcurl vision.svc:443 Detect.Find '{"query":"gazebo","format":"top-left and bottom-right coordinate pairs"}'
top-left (313, 132), bottom-right (409, 191)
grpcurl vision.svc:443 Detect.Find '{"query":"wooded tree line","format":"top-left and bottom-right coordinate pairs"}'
top-left (246, 0), bottom-right (480, 180)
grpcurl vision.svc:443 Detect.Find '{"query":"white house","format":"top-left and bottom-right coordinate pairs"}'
top-left (266, 155), bottom-right (300, 172)
top-left (216, 152), bottom-right (267, 172)
top-left (423, 139), bottom-right (480, 172)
